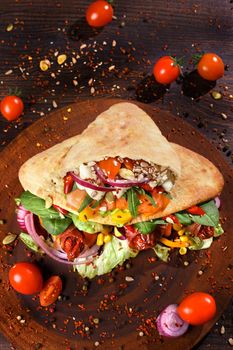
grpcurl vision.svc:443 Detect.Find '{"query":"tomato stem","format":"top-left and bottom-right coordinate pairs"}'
top-left (191, 53), bottom-right (204, 67)
top-left (8, 87), bottom-right (22, 97)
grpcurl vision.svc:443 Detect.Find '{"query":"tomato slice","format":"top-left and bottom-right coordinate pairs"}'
top-left (98, 157), bottom-right (121, 180)
top-left (83, 232), bottom-right (97, 248)
top-left (39, 276), bottom-right (62, 307)
top-left (66, 189), bottom-right (86, 211)
top-left (123, 158), bottom-right (134, 170)
top-left (115, 197), bottom-right (128, 210)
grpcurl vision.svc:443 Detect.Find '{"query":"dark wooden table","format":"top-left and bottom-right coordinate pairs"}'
top-left (0, 0), bottom-right (232, 349)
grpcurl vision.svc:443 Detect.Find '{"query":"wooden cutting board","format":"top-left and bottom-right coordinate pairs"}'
top-left (0, 98), bottom-right (232, 350)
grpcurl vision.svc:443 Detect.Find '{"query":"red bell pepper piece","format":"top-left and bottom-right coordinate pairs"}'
top-left (187, 205), bottom-right (205, 216)
top-left (64, 174), bottom-right (74, 194)
top-left (53, 204), bottom-right (68, 216)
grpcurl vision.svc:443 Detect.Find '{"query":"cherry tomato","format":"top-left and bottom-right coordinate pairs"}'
top-left (1, 95), bottom-right (24, 121)
top-left (98, 157), bottom-right (121, 180)
top-left (153, 56), bottom-right (181, 85)
top-left (177, 292), bottom-right (216, 325)
top-left (39, 276), bottom-right (62, 307)
top-left (86, 0), bottom-right (113, 28)
top-left (197, 53), bottom-right (224, 81)
top-left (9, 262), bottom-right (43, 295)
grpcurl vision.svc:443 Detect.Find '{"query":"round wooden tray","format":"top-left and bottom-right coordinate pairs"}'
top-left (0, 99), bottom-right (232, 350)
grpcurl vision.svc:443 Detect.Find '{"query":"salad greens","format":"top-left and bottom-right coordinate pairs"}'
top-left (153, 244), bottom-right (170, 262)
top-left (75, 236), bottom-right (138, 279)
top-left (41, 217), bottom-right (72, 235)
top-left (127, 188), bottom-right (140, 217)
top-left (72, 214), bottom-right (104, 233)
top-left (134, 219), bottom-right (166, 234)
top-left (78, 193), bottom-right (93, 213)
top-left (20, 191), bottom-right (61, 219)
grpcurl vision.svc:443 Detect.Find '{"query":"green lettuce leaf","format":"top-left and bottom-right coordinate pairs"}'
top-left (189, 236), bottom-right (213, 250)
top-left (41, 217), bottom-right (72, 235)
top-left (190, 200), bottom-right (219, 227)
top-left (75, 236), bottom-right (138, 279)
top-left (214, 223), bottom-right (224, 237)
top-left (72, 214), bottom-right (104, 234)
top-left (153, 244), bottom-right (170, 262)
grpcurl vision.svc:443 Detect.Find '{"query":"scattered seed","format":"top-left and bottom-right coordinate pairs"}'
top-left (73, 79), bottom-right (78, 86)
top-left (220, 325), bottom-right (225, 335)
top-left (125, 276), bottom-right (134, 282)
top-left (94, 341), bottom-right (100, 347)
top-left (52, 100), bottom-right (58, 108)
top-left (72, 57), bottom-right (77, 64)
top-left (80, 44), bottom-right (87, 50)
top-left (108, 65), bottom-right (115, 71)
top-left (85, 326), bottom-right (89, 331)
top-left (57, 54), bottom-right (67, 65)
top-left (154, 275), bottom-right (160, 280)
top-left (6, 23), bottom-right (14, 32)
top-left (0, 220), bottom-right (5, 225)
top-left (67, 108), bottom-right (71, 113)
top-left (16, 315), bottom-right (22, 321)
top-left (93, 318), bottom-right (99, 325)
top-left (112, 40), bottom-right (117, 47)
top-left (5, 69), bottom-right (13, 75)
top-left (211, 91), bottom-right (222, 100)
top-left (2, 233), bottom-right (17, 245)
top-left (198, 270), bottom-right (203, 276)
top-left (184, 261), bottom-right (189, 266)
top-left (221, 113), bottom-right (227, 120)
top-left (88, 78), bottom-right (93, 86)
top-left (39, 59), bottom-right (50, 71)
top-left (229, 338), bottom-right (233, 346)
top-left (139, 331), bottom-right (144, 337)
top-left (90, 87), bottom-right (95, 94)
top-left (20, 319), bottom-right (26, 324)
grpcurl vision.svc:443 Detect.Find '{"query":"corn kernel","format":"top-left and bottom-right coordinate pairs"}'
top-left (178, 229), bottom-right (185, 236)
top-left (97, 233), bottom-right (104, 246)
top-left (103, 234), bottom-right (112, 243)
top-left (179, 247), bottom-right (187, 255)
top-left (173, 224), bottom-right (182, 231)
top-left (180, 235), bottom-right (189, 242)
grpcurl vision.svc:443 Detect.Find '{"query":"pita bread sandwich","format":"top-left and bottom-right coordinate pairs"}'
top-left (17, 103), bottom-right (224, 279)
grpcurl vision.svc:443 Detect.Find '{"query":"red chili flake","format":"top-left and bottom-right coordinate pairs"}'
top-left (78, 304), bottom-right (86, 311)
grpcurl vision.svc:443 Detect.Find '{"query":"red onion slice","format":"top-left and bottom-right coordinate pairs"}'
top-left (95, 166), bottom-right (149, 188)
top-left (214, 196), bottom-right (221, 209)
top-left (69, 171), bottom-right (116, 192)
top-left (16, 205), bottom-right (31, 232)
top-left (156, 304), bottom-right (189, 337)
top-left (24, 213), bottom-right (97, 265)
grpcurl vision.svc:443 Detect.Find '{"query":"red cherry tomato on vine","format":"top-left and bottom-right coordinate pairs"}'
top-left (0, 95), bottom-right (24, 121)
top-left (177, 292), bottom-right (216, 325)
top-left (197, 53), bottom-right (224, 81)
top-left (9, 262), bottom-right (43, 295)
top-left (153, 56), bottom-right (181, 85)
top-left (86, 0), bottom-right (113, 28)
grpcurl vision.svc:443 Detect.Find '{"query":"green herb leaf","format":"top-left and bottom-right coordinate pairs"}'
top-left (90, 199), bottom-right (102, 209)
top-left (127, 188), bottom-right (140, 217)
top-left (175, 212), bottom-right (193, 225)
top-left (41, 217), bottom-right (72, 235)
top-left (145, 194), bottom-right (156, 207)
top-left (72, 214), bottom-right (103, 233)
top-left (214, 223), bottom-right (224, 237)
top-left (190, 200), bottom-right (219, 227)
top-left (20, 191), bottom-right (61, 219)
top-left (134, 219), bottom-right (166, 234)
top-left (78, 194), bottom-right (93, 213)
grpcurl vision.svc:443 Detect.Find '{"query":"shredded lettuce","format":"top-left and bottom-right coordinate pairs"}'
top-left (153, 244), bottom-right (170, 262)
top-left (75, 236), bottom-right (138, 279)
top-left (72, 214), bottom-right (104, 233)
top-left (214, 223), bottom-right (224, 237)
top-left (188, 237), bottom-right (213, 250)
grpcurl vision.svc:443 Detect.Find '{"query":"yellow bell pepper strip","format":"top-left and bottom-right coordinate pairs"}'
top-left (111, 209), bottom-right (132, 225)
top-left (78, 206), bottom-right (94, 222)
top-left (159, 237), bottom-right (189, 248)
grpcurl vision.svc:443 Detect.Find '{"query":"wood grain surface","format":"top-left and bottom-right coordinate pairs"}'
top-left (0, 0), bottom-right (232, 349)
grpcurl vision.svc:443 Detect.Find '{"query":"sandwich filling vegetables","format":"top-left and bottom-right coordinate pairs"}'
top-left (17, 189), bottom-right (223, 279)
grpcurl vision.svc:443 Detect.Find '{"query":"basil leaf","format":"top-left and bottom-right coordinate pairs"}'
top-left (153, 244), bottom-right (170, 262)
top-left (145, 194), bottom-right (156, 207)
top-left (41, 217), bottom-right (72, 235)
top-left (20, 191), bottom-right (61, 219)
top-left (191, 200), bottom-right (219, 227)
top-left (127, 188), bottom-right (140, 217)
top-left (78, 194), bottom-right (93, 213)
top-left (175, 212), bottom-right (193, 225)
top-left (134, 219), bottom-right (166, 234)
